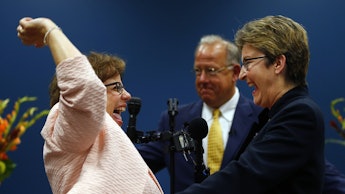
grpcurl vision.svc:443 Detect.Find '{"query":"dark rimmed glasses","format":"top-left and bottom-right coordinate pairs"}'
top-left (193, 64), bottom-right (234, 77)
top-left (242, 56), bottom-right (266, 71)
top-left (104, 82), bottom-right (124, 95)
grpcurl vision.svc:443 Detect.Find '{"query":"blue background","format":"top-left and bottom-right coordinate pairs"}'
top-left (1, 0), bottom-right (345, 193)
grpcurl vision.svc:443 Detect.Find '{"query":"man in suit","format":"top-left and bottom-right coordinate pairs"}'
top-left (137, 34), bottom-right (262, 192)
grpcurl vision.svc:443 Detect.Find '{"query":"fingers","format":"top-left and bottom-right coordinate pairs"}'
top-left (19, 17), bottom-right (33, 26)
top-left (17, 17), bottom-right (32, 34)
top-left (17, 25), bottom-right (23, 36)
top-left (17, 18), bottom-right (28, 42)
top-left (17, 25), bottom-right (25, 44)
top-left (16, 24), bottom-right (29, 45)
top-left (17, 25), bottom-right (23, 33)
top-left (17, 17), bottom-right (41, 47)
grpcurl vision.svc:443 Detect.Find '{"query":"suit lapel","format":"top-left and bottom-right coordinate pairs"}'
top-left (221, 95), bottom-right (261, 167)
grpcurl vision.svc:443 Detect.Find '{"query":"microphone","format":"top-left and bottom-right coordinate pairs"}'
top-left (171, 118), bottom-right (207, 153)
top-left (127, 97), bottom-right (142, 142)
top-left (188, 118), bottom-right (208, 140)
top-left (167, 98), bottom-right (178, 117)
top-left (187, 118), bottom-right (209, 183)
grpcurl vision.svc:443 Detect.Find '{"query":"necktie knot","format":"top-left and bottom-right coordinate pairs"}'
top-left (213, 109), bottom-right (220, 119)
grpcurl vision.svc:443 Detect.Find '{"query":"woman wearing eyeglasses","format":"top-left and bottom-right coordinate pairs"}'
top-left (48, 52), bottom-right (129, 127)
top-left (178, 15), bottom-right (324, 194)
top-left (17, 17), bottom-right (163, 194)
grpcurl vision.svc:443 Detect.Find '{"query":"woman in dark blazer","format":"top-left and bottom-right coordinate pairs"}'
top-left (178, 15), bottom-right (325, 194)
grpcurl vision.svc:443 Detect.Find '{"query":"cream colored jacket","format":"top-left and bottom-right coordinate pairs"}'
top-left (41, 55), bottom-right (163, 194)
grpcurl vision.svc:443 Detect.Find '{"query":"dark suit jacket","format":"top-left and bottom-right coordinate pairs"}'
top-left (177, 86), bottom-right (325, 194)
top-left (137, 94), bottom-right (262, 192)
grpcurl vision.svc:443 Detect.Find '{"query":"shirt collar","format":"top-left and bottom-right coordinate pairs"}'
top-left (202, 87), bottom-right (240, 122)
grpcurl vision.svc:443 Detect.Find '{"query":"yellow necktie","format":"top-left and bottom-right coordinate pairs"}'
top-left (207, 109), bottom-right (224, 174)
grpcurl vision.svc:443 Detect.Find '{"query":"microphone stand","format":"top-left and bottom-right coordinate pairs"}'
top-left (167, 98), bottom-right (178, 194)
top-left (194, 139), bottom-right (209, 183)
top-left (188, 118), bottom-right (210, 183)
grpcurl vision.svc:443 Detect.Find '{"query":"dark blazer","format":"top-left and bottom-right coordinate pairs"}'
top-left (177, 86), bottom-right (325, 194)
top-left (137, 93), bottom-right (262, 192)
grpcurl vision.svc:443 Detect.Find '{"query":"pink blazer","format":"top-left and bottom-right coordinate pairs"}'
top-left (41, 55), bottom-right (163, 194)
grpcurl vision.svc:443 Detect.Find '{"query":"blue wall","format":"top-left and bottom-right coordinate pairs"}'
top-left (1, 0), bottom-right (344, 193)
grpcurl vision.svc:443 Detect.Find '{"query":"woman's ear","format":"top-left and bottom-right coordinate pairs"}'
top-left (274, 54), bottom-right (286, 74)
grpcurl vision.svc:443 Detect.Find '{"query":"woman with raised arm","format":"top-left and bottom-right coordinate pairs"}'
top-left (17, 17), bottom-right (163, 194)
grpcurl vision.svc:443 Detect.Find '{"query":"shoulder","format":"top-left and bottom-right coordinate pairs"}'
top-left (238, 93), bottom-right (263, 115)
top-left (285, 96), bottom-right (323, 120)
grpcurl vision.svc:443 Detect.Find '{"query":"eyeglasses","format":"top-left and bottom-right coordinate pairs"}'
top-left (193, 64), bottom-right (234, 77)
top-left (242, 56), bottom-right (266, 71)
top-left (104, 81), bottom-right (125, 95)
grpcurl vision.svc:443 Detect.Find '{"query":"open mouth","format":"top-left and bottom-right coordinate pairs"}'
top-left (113, 109), bottom-right (121, 114)
top-left (112, 108), bottom-right (125, 126)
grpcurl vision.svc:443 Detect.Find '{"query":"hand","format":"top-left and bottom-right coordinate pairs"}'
top-left (17, 17), bottom-right (56, 48)
top-left (17, 17), bottom-right (81, 65)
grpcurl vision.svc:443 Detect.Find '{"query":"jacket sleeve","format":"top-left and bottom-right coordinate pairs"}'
top-left (53, 55), bottom-right (107, 152)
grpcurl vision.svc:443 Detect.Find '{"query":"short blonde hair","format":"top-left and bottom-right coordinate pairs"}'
top-left (235, 15), bottom-right (309, 86)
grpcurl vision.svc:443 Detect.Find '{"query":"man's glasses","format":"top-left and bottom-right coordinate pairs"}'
top-left (104, 82), bottom-right (124, 95)
top-left (193, 64), bottom-right (234, 77)
top-left (242, 56), bottom-right (266, 71)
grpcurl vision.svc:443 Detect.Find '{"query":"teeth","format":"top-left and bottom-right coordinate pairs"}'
top-left (114, 107), bottom-right (126, 113)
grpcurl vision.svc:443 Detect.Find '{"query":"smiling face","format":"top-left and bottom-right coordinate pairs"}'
top-left (194, 42), bottom-right (240, 108)
top-left (235, 16), bottom-right (310, 109)
top-left (239, 44), bottom-right (277, 108)
top-left (104, 74), bottom-right (131, 126)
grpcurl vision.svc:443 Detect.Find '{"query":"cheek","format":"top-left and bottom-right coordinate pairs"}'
top-left (106, 92), bottom-right (115, 104)
top-left (106, 92), bottom-right (112, 101)
top-left (105, 95), bottom-right (112, 109)
top-left (109, 92), bottom-right (122, 104)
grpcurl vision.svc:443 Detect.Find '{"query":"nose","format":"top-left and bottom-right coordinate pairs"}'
top-left (121, 89), bottom-right (131, 101)
top-left (197, 70), bottom-right (209, 81)
top-left (239, 66), bottom-right (247, 80)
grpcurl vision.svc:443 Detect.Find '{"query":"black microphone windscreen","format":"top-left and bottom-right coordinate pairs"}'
top-left (188, 118), bottom-right (208, 140)
top-left (128, 97), bottom-right (141, 115)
